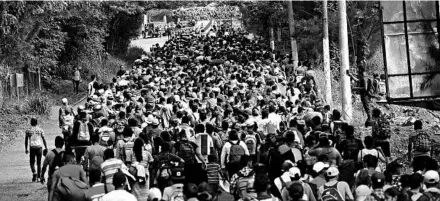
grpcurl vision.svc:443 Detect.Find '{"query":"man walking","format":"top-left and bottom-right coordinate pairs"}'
top-left (73, 67), bottom-right (81, 94)
top-left (25, 117), bottom-right (48, 182)
top-left (41, 136), bottom-right (65, 200)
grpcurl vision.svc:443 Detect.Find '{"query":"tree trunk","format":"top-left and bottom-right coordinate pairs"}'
top-left (287, 0), bottom-right (298, 68)
top-left (323, 0), bottom-right (333, 107)
top-left (338, 0), bottom-right (353, 123)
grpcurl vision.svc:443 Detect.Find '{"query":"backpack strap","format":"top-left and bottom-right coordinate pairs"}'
top-left (279, 176), bottom-right (287, 190)
top-left (371, 193), bottom-right (382, 201)
top-left (423, 192), bottom-right (434, 201)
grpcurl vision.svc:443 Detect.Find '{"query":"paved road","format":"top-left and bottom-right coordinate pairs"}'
top-left (0, 99), bottom-right (85, 201)
top-left (130, 36), bottom-right (168, 52)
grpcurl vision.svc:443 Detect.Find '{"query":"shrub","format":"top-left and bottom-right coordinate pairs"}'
top-left (25, 92), bottom-right (52, 116)
top-left (125, 46), bottom-right (146, 65)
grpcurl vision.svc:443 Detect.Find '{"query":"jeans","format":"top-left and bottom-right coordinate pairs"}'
top-left (73, 80), bottom-right (80, 94)
top-left (74, 146), bottom-right (87, 164)
top-left (30, 147), bottom-right (42, 177)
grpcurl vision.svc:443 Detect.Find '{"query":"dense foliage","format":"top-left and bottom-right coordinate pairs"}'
top-left (0, 1), bottom-right (149, 83)
top-left (235, 1), bottom-right (382, 76)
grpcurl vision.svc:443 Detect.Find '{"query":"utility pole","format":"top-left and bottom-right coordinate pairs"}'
top-left (323, 0), bottom-right (333, 107)
top-left (338, 0), bottom-right (353, 122)
top-left (287, 0), bottom-right (298, 69)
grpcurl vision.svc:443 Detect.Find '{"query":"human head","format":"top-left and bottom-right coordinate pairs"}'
top-left (424, 170), bottom-right (440, 188)
top-left (112, 169), bottom-right (127, 189)
top-left (91, 134), bottom-right (100, 144)
top-left (313, 162), bottom-right (329, 175)
top-left (288, 182), bottom-right (304, 200)
top-left (228, 129), bottom-right (239, 141)
top-left (326, 166), bottom-right (339, 181)
top-left (384, 187), bottom-right (400, 201)
top-left (345, 125), bottom-right (354, 137)
top-left (372, 108), bottom-right (382, 118)
top-left (364, 136), bottom-right (374, 149)
top-left (371, 172), bottom-right (386, 189)
top-left (409, 173), bottom-right (423, 190)
top-left (355, 185), bottom-right (372, 201)
top-left (104, 148), bottom-right (115, 160)
top-left (55, 136), bottom-right (64, 148)
top-left (63, 151), bottom-right (76, 164)
top-left (30, 118), bottom-right (38, 126)
top-left (414, 120), bottom-right (423, 130)
top-left (253, 174), bottom-right (271, 194)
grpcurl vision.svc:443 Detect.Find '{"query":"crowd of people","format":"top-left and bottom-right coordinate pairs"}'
top-left (24, 24), bottom-right (440, 201)
top-left (173, 6), bottom-right (241, 21)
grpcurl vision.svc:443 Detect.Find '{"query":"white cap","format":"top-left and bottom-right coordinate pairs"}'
top-left (424, 170), bottom-right (440, 184)
top-left (288, 167), bottom-right (301, 178)
top-left (147, 187), bottom-right (162, 201)
top-left (62, 98), bottom-right (68, 104)
top-left (313, 162), bottom-right (330, 173)
top-left (326, 166), bottom-right (339, 177)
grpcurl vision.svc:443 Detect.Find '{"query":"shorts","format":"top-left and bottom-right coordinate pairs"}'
top-left (375, 140), bottom-right (390, 157)
top-left (209, 183), bottom-right (219, 197)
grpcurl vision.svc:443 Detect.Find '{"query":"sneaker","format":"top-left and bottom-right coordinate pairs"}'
top-left (32, 173), bottom-right (37, 182)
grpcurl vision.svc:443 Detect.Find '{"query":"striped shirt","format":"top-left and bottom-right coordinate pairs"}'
top-left (100, 158), bottom-right (127, 185)
top-left (26, 126), bottom-right (45, 148)
top-left (206, 162), bottom-right (221, 184)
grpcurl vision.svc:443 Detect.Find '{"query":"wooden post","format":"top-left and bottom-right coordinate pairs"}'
top-left (37, 67), bottom-right (41, 91)
top-left (338, 0), bottom-right (353, 122)
top-left (323, 0), bottom-right (333, 107)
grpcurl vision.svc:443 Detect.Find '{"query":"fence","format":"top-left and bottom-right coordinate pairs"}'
top-left (0, 69), bottom-right (41, 102)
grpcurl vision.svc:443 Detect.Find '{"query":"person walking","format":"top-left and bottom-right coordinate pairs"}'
top-left (40, 136), bottom-right (65, 201)
top-left (73, 67), bottom-right (81, 94)
top-left (25, 117), bottom-right (48, 182)
top-left (88, 75), bottom-right (97, 97)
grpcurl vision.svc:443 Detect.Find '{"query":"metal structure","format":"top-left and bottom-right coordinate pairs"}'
top-left (381, 1), bottom-right (440, 102)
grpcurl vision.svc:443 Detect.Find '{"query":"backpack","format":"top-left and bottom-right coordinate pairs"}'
top-left (159, 163), bottom-right (172, 180)
top-left (169, 186), bottom-right (185, 201)
top-left (49, 149), bottom-right (64, 177)
top-left (99, 131), bottom-right (114, 148)
top-left (266, 121), bottom-right (278, 134)
top-left (421, 192), bottom-right (440, 201)
top-left (78, 121), bottom-right (91, 142)
top-left (343, 138), bottom-right (360, 160)
top-left (371, 193), bottom-right (386, 201)
top-left (332, 121), bottom-right (345, 143)
top-left (376, 115), bottom-right (391, 139)
top-left (55, 174), bottom-right (89, 201)
top-left (170, 161), bottom-right (185, 181)
top-left (414, 131), bottom-right (431, 152)
top-left (229, 141), bottom-right (246, 165)
top-left (122, 138), bottom-right (135, 163)
top-left (179, 141), bottom-right (196, 164)
top-left (321, 182), bottom-right (344, 201)
top-left (245, 134), bottom-right (257, 155)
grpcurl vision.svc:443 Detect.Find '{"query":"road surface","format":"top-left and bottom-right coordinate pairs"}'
top-left (0, 37), bottom-right (234, 201)
top-left (130, 36), bottom-right (168, 52)
top-left (0, 99), bottom-right (85, 201)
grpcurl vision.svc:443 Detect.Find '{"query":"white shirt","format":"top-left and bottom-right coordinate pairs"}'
top-left (195, 133), bottom-right (214, 163)
top-left (268, 112), bottom-right (282, 130)
top-left (274, 172), bottom-right (292, 194)
top-left (102, 189), bottom-right (137, 201)
top-left (220, 140), bottom-right (250, 168)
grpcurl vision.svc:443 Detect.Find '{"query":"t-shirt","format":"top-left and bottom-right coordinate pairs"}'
top-left (162, 183), bottom-right (184, 201)
top-left (195, 133), bottom-right (214, 163)
top-left (102, 189), bottom-right (137, 201)
top-left (206, 162), bottom-right (221, 184)
top-left (317, 181), bottom-right (353, 201)
top-left (26, 126), bottom-right (45, 148)
top-left (100, 158), bottom-right (127, 185)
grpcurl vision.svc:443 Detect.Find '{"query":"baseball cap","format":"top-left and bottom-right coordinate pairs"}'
top-left (355, 185), bottom-right (372, 201)
top-left (313, 162), bottom-right (330, 173)
top-left (424, 170), bottom-right (440, 184)
top-left (372, 172), bottom-right (386, 185)
top-left (112, 169), bottom-right (126, 187)
top-left (61, 98), bottom-right (68, 104)
top-left (326, 167), bottom-right (339, 177)
top-left (289, 167), bottom-right (301, 178)
top-left (147, 187), bottom-right (162, 201)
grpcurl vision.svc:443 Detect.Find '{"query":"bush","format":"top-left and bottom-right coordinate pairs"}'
top-left (25, 92), bottom-right (52, 116)
top-left (125, 46), bottom-right (146, 65)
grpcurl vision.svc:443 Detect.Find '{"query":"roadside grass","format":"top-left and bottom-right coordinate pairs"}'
top-left (0, 92), bottom-right (53, 151)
